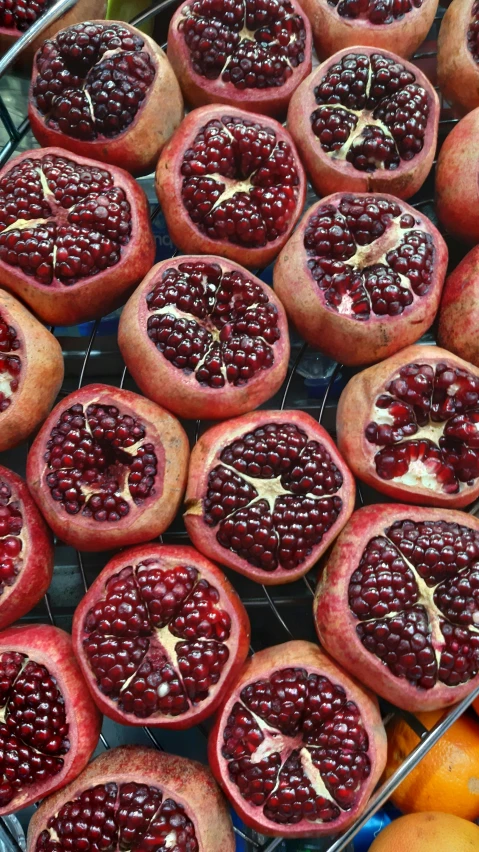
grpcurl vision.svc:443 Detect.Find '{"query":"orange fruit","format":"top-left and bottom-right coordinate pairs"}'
top-left (384, 709), bottom-right (479, 820)
top-left (369, 812), bottom-right (479, 852)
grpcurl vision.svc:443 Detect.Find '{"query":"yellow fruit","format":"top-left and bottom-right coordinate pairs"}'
top-left (369, 812), bottom-right (479, 852)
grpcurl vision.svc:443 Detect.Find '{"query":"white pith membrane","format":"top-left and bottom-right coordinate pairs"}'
top-left (0, 477), bottom-right (25, 597)
top-left (82, 557), bottom-right (233, 718)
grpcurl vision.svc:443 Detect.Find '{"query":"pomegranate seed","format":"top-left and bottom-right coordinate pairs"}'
top-left (330, 0), bottom-right (422, 25)
top-left (468, 1), bottom-right (479, 62)
top-left (0, 0), bottom-right (49, 31)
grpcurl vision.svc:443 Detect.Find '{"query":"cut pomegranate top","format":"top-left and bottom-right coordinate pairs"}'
top-left (175, 0), bottom-right (307, 90)
top-left (303, 194), bottom-right (435, 320)
top-left (365, 359), bottom-right (479, 496)
top-left (349, 517), bottom-right (479, 692)
top-left (0, 152), bottom-right (133, 287)
top-left (310, 52), bottom-right (430, 174)
top-left (35, 780), bottom-right (199, 852)
top-left (44, 400), bottom-right (158, 523)
top-left (81, 557), bottom-right (234, 719)
top-left (146, 259), bottom-right (282, 389)
top-left (180, 114), bottom-right (302, 248)
top-left (468, 0), bottom-right (479, 62)
top-left (0, 477), bottom-right (24, 600)
top-left (0, 0), bottom-right (51, 31)
top-left (328, 0), bottom-right (423, 24)
top-left (0, 313), bottom-right (20, 412)
top-left (32, 22), bottom-right (156, 142)
top-left (0, 650), bottom-right (69, 807)
top-left (220, 665), bottom-right (371, 826)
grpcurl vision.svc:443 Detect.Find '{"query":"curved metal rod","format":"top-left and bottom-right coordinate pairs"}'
top-left (0, 0), bottom-right (78, 77)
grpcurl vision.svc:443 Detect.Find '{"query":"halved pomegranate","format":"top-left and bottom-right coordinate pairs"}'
top-left (337, 344), bottom-right (479, 508)
top-left (298, 0), bottom-right (439, 60)
top-left (0, 288), bottom-right (63, 451)
top-left (0, 623), bottom-right (101, 815)
top-left (156, 105), bottom-right (306, 269)
top-left (184, 410), bottom-right (355, 584)
top-left (29, 20), bottom-right (184, 176)
top-left (167, 0), bottom-right (312, 117)
top-left (209, 640), bottom-right (387, 838)
top-left (436, 109), bottom-right (479, 245)
top-left (118, 256), bottom-right (290, 421)
top-left (315, 503), bottom-right (479, 711)
top-left (26, 384), bottom-right (189, 552)
top-left (72, 543), bottom-right (250, 727)
top-left (438, 246), bottom-right (479, 368)
top-left (437, 0), bottom-right (479, 116)
top-left (287, 47), bottom-right (439, 200)
top-left (0, 0), bottom-right (105, 60)
top-left (274, 193), bottom-right (447, 366)
top-left (0, 147), bottom-right (155, 326)
top-left (0, 465), bottom-right (53, 630)
top-left (27, 745), bottom-right (235, 852)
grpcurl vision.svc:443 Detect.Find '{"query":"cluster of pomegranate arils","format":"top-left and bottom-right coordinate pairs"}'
top-left (1, 0), bottom-right (479, 845)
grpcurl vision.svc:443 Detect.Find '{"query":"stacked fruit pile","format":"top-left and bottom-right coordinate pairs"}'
top-left (0, 1), bottom-right (478, 850)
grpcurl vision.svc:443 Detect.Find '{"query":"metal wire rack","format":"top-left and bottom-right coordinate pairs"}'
top-left (1, 2), bottom-right (479, 850)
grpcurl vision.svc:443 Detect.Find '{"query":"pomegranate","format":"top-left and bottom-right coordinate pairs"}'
top-left (287, 47), bottom-right (439, 200)
top-left (274, 193), bottom-right (447, 366)
top-left (337, 344), bottom-right (479, 508)
top-left (118, 256), bottom-right (290, 421)
top-left (0, 623), bottom-right (101, 815)
top-left (438, 247), bottom-right (479, 368)
top-left (437, 0), bottom-right (479, 117)
top-left (0, 0), bottom-right (105, 60)
top-left (29, 20), bottom-right (184, 176)
top-left (27, 745), bottom-right (235, 852)
top-left (0, 288), bottom-right (63, 451)
top-left (72, 543), bottom-right (250, 727)
top-left (209, 640), bottom-right (386, 838)
top-left (184, 410), bottom-right (355, 584)
top-left (167, 0), bottom-right (312, 117)
top-left (435, 108), bottom-right (479, 244)
top-left (26, 384), bottom-right (189, 552)
top-left (298, 0), bottom-right (439, 60)
top-left (0, 147), bottom-right (155, 326)
top-left (315, 503), bottom-right (479, 711)
top-left (0, 465), bottom-right (53, 630)
top-left (155, 105), bottom-right (306, 269)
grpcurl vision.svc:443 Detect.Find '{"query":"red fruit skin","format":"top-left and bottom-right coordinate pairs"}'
top-left (0, 465), bottom-right (53, 630)
top-left (0, 147), bottom-right (156, 327)
top-left (26, 383), bottom-right (190, 552)
top-left (336, 343), bottom-right (479, 508)
top-left (298, 0), bottom-right (439, 60)
top-left (0, 623), bottom-right (102, 816)
top-left (274, 193), bottom-right (448, 366)
top-left (436, 108), bottom-right (479, 244)
top-left (287, 47), bottom-right (439, 200)
top-left (0, 288), bottom-right (63, 451)
top-left (0, 0), bottom-right (106, 61)
top-left (155, 105), bottom-right (307, 269)
top-left (184, 409), bottom-right (356, 585)
top-left (314, 503), bottom-right (479, 711)
top-left (72, 543), bottom-right (251, 728)
top-left (167, 0), bottom-right (313, 117)
top-left (437, 0), bottom-right (479, 117)
top-left (438, 246), bottom-right (479, 366)
top-left (118, 255), bottom-right (291, 420)
top-left (29, 21), bottom-right (184, 177)
top-left (208, 639), bottom-right (387, 839)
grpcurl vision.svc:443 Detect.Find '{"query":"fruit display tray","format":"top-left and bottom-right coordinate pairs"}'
top-left (1, 1), bottom-right (479, 851)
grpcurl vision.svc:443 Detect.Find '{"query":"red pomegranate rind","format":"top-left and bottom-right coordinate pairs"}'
top-left (209, 640), bottom-right (386, 838)
top-left (26, 383), bottom-right (189, 552)
top-left (155, 105), bottom-right (307, 269)
top-left (27, 746), bottom-right (235, 852)
top-left (72, 544), bottom-right (250, 727)
top-left (437, 0), bottom-right (479, 117)
top-left (315, 503), bottom-right (479, 711)
top-left (436, 109), bottom-right (479, 245)
top-left (184, 410), bottom-right (355, 585)
top-left (167, 0), bottom-right (312, 117)
top-left (337, 344), bottom-right (479, 508)
top-left (0, 623), bottom-right (101, 816)
top-left (0, 289), bottom-right (63, 451)
top-left (438, 247), bottom-right (479, 368)
top-left (29, 21), bottom-right (184, 176)
top-left (287, 47), bottom-right (439, 200)
top-left (274, 193), bottom-right (447, 366)
top-left (0, 0), bottom-right (106, 59)
top-left (0, 146), bottom-right (155, 326)
top-left (299, 0), bottom-right (438, 60)
top-left (118, 255), bottom-right (291, 420)
top-left (0, 465), bottom-right (53, 631)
